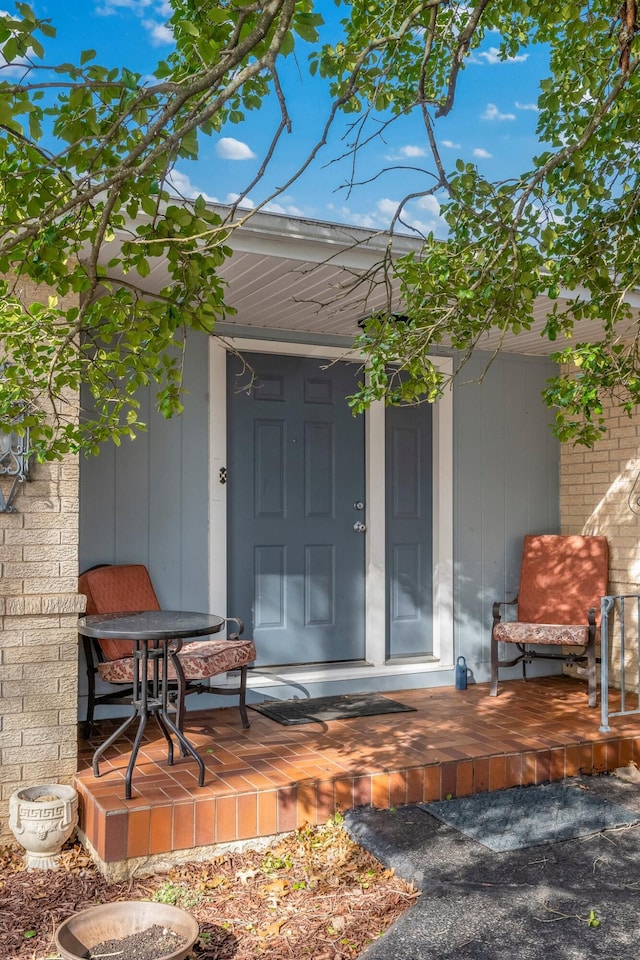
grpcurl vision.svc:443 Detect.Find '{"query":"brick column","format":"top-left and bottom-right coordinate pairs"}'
top-left (0, 453), bottom-right (84, 836)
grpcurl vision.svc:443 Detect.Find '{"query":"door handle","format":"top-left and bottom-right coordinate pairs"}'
top-left (353, 521), bottom-right (366, 533)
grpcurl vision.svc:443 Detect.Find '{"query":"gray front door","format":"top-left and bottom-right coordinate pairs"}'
top-left (227, 352), bottom-right (366, 667)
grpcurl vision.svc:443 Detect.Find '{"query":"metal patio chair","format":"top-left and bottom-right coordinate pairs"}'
top-left (490, 534), bottom-right (609, 707)
top-left (78, 563), bottom-right (256, 734)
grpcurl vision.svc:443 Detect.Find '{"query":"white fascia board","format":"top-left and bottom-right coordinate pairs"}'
top-left (110, 201), bottom-right (422, 273)
top-left (208, 204), bottom-right (422, 269)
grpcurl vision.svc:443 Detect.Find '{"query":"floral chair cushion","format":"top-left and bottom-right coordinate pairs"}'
top-left (98, 638), bottom-right (257, 684)
top-left (494, 621), bottom-right (589, 647)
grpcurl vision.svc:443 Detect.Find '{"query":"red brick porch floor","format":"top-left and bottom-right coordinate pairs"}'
top-left (75, 676), bottom-right (640, 868)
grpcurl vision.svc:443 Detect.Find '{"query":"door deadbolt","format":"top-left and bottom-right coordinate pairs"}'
top-left (354, 500), bottom-right (365, 510)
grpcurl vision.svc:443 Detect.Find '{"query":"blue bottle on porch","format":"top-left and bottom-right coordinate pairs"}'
top-left (455, 656), bottom-right (468, 690)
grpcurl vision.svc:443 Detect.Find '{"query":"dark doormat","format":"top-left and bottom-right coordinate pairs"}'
top-left (249, 692), bottom-right (416, 725)
top-left (420, 782), bottom-right (640, 852)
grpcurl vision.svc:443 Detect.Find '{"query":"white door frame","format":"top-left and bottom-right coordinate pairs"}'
top-left (209, 336), bottom-right (454, 688)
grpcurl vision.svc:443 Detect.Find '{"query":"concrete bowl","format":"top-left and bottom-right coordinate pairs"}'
top-left (55, 900), bottom-right (199, 960)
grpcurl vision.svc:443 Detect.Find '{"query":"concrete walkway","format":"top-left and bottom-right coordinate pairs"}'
top-left (346, 773), bottom-right (640, 960)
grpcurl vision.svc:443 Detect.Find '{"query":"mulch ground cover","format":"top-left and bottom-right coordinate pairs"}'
top-left (0, 815), bottom-right (418, 960)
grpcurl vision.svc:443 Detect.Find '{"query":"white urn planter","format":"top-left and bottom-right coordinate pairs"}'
top-left (9, 784), bottom-right (78, 870)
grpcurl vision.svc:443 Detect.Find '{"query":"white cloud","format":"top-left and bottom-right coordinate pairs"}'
top-left (142, 19), bottom-right (173, 44)
top-left (226, 192), bottom-right (255, 209)
top-left (515, 101), bottom-right (540, 112)
top-left (226, 193), bottom-right (306, 218)
top-left (399, 144), bottom-right (427, 158)
top-left (343, 209), bottom-right (378, 230)
top-left (440, 139), bottom-right (461, 149)
top-left (377, 198), bottom-right (401, 218)
top-left (168, 169), bottom-right (218, 203)
top-left (335, 196), bottom-right (447, 239)
top-left (479, 46), bottom-right (528, 65)
top-left (482, 103), bottom-right (516, 121)
top-left (416, 195), bottom-right (441, 217)
top-left (473, 147), bottom-right (493, 159)
top-left (407, 217), bottom-right (446, 237)
top-left (264, 197), bottom-right (305, 217)
top-left (216, 137), bottom-right (256, 160)
top-left (95, 0), bottom-right (173, 44)
top-left (383, 144), bottom-right (427, 161)
top-left (95, 0), bottom-right (153, 14)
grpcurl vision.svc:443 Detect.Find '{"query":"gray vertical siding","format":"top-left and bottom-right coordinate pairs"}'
top-left (454, 351), bottom-right (560, 675)
top-left (78, 337), bottom-right (559, 704)
top-left (79, 330), bottom-right (210, 610)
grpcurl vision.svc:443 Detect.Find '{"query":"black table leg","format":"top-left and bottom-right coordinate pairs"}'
top-left (157, 710), bottom-right (205, 786)
top-left (91, 635), bottom-right (206, 797)
top-left (124, 710), bottom-right (148, 800)
top-left (92, 711), bottom-right (138, 778)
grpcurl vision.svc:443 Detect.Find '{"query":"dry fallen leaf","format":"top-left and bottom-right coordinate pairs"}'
top-left (261, 878), bottom-right (289, 896)
top-left (201, 875), bottom-right (227, 889)
top-left (257, 917), bottom-right (287, 938)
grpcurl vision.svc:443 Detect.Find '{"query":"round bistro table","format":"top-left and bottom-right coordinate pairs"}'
top-left (77, 610), bottom-right (225, 800)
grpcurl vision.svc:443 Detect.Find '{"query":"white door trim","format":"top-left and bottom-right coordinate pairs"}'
top-left (209, 336), bottom-right (454, 683)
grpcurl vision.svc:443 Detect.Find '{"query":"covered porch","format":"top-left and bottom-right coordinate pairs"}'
top-left (75, 675), bottom-right (640, 877)
top-left (4, 207), bottom-right (640, 857)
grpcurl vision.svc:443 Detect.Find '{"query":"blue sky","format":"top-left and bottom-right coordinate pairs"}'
top-left (32, 0), bottom-right (549, 236)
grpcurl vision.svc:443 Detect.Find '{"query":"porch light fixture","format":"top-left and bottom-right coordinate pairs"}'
top-left (0, 411), bottom-right (32, 513)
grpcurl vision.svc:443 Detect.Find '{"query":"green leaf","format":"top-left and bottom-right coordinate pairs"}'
top-left (121, 67), bottom-right (138, 90)
top-left (294, 22), bottom-right (320, 43)
top-left (2, 37), bottom-right (17, 63)
top-left (280, 31), bottom-right (295, 56)
top-left (180, 20), bottom-right (199, 37)
top-left (179, 128), bottom-right (199, 158)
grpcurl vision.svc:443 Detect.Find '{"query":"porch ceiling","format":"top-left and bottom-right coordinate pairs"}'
top-left (101, 206), bottom-right (637, 354)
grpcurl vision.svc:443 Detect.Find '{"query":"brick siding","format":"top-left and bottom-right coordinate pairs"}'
top-left (560, 392), bottom-right (640, 687)
top-left (0, 278), bottom-right (83, 837)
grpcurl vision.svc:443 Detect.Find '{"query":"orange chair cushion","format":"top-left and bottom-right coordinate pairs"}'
top-left (78, 565), bottom-right (160, 661)
top-left (97, 638), bottom-right (257, 684)
top-left (516, 535), bottom-right (608, 625)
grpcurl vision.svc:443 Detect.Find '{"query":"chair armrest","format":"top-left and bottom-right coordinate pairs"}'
top-left (492, 598), bottom-right (518, 625)
top-left (225, 616), bottom-right (245, 639)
